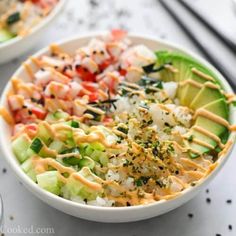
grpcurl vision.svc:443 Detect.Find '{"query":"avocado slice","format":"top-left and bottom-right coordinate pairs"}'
top-left (155, 51), bottom-right (220, 105)
top-left (186, 99), bottom-right (229, 156)
top-left (190, 83), bottom-right (223, 110)
top-left (156, 51), bottom-right (193, 82)
top-left (184, 130), bottom-right (217, 157)
top-left (180, 67), bottom-right (215, 106)
top-left (0, 28), bottom-right (14, 43)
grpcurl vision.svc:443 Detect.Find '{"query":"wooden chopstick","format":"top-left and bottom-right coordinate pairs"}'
top-left (159, 0), bottom-right (236, 91)
top-left (179, 0), bottom-right (236, 52)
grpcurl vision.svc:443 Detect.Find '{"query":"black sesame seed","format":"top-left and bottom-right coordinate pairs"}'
top-left (216, 234), bottom-right (221, 236)
top-left (2, 168), bottom-right (7, 173)
top-left (175, 170), bottom-right (179, 175)
top-left (228, 224), bottom-right (232, 230)
top-left (126, 202), bottom-right (131, 206)
top-left (226, 199), bottom-right (232, 204)
top-left (188, 213), bottom-right (194, 218)
top-left (9, 215), bottom-right (14, 221)
top-left (206, 189), bottom-right (209, 193)
top-left (206, 198), bottom-right (211, 204)
top-left (75, 64), bottom-right (81, 69)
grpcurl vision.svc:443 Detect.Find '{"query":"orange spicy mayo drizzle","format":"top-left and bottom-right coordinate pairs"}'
top-left (191, 68), bottom-right (215, 82)
top-left (193, 108), bottom-right (230, 129)
top-left (192, 125), bottom-right (225, 149)
top-left (179, 79), bottom-right (203, 89)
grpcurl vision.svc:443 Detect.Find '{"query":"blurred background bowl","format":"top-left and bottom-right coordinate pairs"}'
top-left (0, 0), bottom-right (67, 65)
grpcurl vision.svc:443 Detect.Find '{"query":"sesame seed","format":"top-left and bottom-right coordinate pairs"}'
top-left (228, 224), bottom-right (232, 230)
top-left (188, 213), bottom-right (194, 218)
top-left (206, 198), bottom-right (211, 204)
top-left (2, 168), bottom-right (7, 173)
top-left (226, 199), bottom-right (232, 204)
top-left (206, 189), bottom-right (209, 193)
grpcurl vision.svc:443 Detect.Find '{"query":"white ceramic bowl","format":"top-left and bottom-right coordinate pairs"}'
top-left (0, 33), bottom-right (235, 222)
top-left (0, 0), bottom-right (66, 64)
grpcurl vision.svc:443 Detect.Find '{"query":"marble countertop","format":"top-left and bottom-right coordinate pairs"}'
top-left (0, 0), bottom-right (235, 235)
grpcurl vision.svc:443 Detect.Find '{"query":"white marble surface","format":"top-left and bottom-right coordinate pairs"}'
top-left (0, 0), bottom-right (236, 235)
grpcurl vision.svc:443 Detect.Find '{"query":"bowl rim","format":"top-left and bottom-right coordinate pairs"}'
top-left (0, 0), bottom-right (67, 50)
top-left (0, 31), bottom-right (235, 213)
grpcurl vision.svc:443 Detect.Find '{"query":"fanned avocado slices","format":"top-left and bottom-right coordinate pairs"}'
top-left (190, 83), bottom-right (224, 110)
top-left (186, 99), bottom-right (229, 157)
top-left (155, 51), bottom-right (230, 158)
top-left (155, 51), bottom-right (192, 82)
top-left (184, 130), bottom-right (217, 158)
top-left (155, 51), bottom-right (220, 106)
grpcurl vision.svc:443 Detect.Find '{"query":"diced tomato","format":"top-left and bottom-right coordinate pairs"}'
top-left (76, 66), bottom-right (96, 82)
top-left (26, 124), bottom-right (37, 131)
top-left (88, 93), bottom-right (98, 102)
top-left (119, 68), bottom-right (127, 76)
top-left (102, 117), bottom-right (114, 126)
top-left (81, 82), bottom-right (98, 93)
top-left (31, 107), bottom-right (47, 120)
top-left (99, 58), bottom-right (114, 71)
top-left (111, 29), bottom-right (127, 41)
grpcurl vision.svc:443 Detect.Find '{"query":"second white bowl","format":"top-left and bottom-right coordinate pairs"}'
top-left (0, 0), bottom-right (66, 64)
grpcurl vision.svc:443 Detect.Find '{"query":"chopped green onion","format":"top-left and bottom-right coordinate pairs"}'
top-left (215, 146), bottom-right (222, 153)
top-left (188, 135), bottom-right (194, 142)
top-left (135, 179), bottom-right (142, 186)
top-left (117, 126), bottom-right (128, 134)
top-left (61, 147), bottom-right (81, 165)
top-left (138, 76), bottom-right (163, 89)
top-left (189, 152), bottom-right (200, 159)
top-left (30, 138), bottom-right (43, 153)
top-left (60, 147), bottom-right (80, 155)
top-left (7, 12), bottom-right (20, 25)
top-left (71, 120), bottom-right (79, 128)
top-left (142, 63), bottom-right (166, 74)
top-left (63, 157), bottom-right (81, 165)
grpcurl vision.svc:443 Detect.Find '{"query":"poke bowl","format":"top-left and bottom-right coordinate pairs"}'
top-left (0, 0), bottom-right (66, 64)
top-left (0, 30), bottom-right (235, 222)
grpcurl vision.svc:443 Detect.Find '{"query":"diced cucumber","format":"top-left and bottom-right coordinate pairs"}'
top-left (30, 138), bottom-right (56, 158)
top-left (65, 120), bottom-right (80, 128)
top-left (49, 140), bottom-right (65, 153)
top-left (21, 157), bottom-right (36, 182)
top-left (63, 157), bottom-right (81, 165)
top-left (36, 171), bottom-right (62, 195)
top-left (79, 156), bottom-right (95, 169)
top-left (12, 134), bottom-right (31, 163)
top-left (98, 152), bottom-right (108, 167)
top-left (36, 122), bottom-right (54, 145)
top-left (45, 110), bottom-right (70, 123)
top-left (61, 167), bottom-right (102, 201)
top-left (0, 28), bottom-right (14, 43)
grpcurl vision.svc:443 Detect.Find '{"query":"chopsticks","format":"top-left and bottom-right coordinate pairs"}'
top-left (159, 0), bottom-right (236, 91)
top-left (179, 0), bottom-right (236, 52)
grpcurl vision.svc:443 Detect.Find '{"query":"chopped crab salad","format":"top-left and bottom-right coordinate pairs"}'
top-left (0, 0), bottom-right (58, 43)
top-left (1, 30), bottom-right (235, 207)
